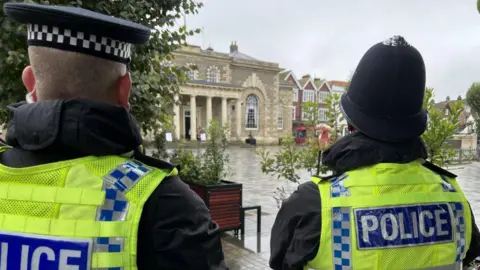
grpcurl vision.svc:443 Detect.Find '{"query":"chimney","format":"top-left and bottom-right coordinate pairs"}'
top-left (230, 41), bottom-right (238, 53)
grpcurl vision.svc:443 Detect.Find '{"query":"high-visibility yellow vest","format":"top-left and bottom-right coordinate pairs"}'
top-left (0, 146), bottom-right (176, 270)
top-left (306, 160), bottom-right (472, 270)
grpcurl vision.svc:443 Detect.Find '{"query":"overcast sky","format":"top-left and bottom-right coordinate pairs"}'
top-left (185, 0), bottom-right (480, 101)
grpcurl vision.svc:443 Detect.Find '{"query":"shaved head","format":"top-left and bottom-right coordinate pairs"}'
top-left (27, 46), bottom-right (127, 103)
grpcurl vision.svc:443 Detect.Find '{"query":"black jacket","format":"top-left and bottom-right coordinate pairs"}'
top-left (1, 100), bottom-right (228, 270)
top-left (269, 132), bottom-right (480, 270)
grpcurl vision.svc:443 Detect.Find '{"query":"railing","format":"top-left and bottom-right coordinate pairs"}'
top-left (447, 148), bottom-right (478, 164)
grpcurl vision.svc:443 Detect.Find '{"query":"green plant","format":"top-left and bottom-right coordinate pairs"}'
top-left (466, 82), bottom-right (480, 134)
top-left (171, 120), bottom-right (231, 185)
top-left (170, 143), bottom-right (202, 181)
top-left (421, 87), bottom-right (463, 166)
top-left (325, 93), bottom-right (345, 143)
top-left (257, 94), bottom-right (343, 181)
top-left (256, 136), bottom-right (303, 183)
top-left (301, 101), bottom-right (321, 130)
top-left (200, 120), bottom-right (231, 185)
top-left (0, 0), bottom-right (202, 150)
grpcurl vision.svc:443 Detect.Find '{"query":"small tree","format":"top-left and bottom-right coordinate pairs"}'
top-left (466, 82), bottom-right (480, 134)
top-left (256, 94), bottom-right (343, 206)
top-left (200, 121), bottom-right (230, 184)
top-left (422, 88), bottom-right (463, 166)
top-left (298, 101), bottom-right (322, 174)
top-left (170, 120), bottom-right (230, 185)
top-left (325, 93), bottom-right (344, 143)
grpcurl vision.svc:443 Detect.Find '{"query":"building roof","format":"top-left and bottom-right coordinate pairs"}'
top-left (229, 51), bottom-right (257, 61)
top-left (313, 78), bottom-right (325, 88)
top-left (328, 80), bottom-right (349, 87)
top-left (299, 75), bottom-right (313, 89)
top-left (279, 70), bottom-right (291, 81)
top-left (434, 99), bottom-right (474, 118)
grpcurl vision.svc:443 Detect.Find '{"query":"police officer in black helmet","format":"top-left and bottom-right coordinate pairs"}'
top-left (1, 2), bottom-right (227, 269)
top-left (270, 36), bottom-right (480, 270)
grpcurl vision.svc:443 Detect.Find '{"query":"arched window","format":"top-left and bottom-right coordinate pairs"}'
top-left (185, 63), bottom-right (196, 81)
top-left (187, 69), bottom-right (195, 80)
top-left (207, 66), bottom-right (219, 83)
top-left (245, 94), bottom-right (259, 129)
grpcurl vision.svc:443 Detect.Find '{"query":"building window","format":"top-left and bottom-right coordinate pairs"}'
top-left (292, 107), bottom-right (296, 121)
top-left (303, 90), bottom-right (315, 102)
top-left (302, 111), bottom-right (309, 121)
top-left (187, 69), bottom-right (195, 80)
top-left (207, 66), bottom-right (219, 83)
top-left (318, 91), bottom-right (329, 103)
top-left (277, 106), bottom-right (283, 129)
top-left (245, 94), bottom-right (259, 129)
top-left (319, 108), bottom-right (328, 122)
top-left (293, 88), bottom-right (298, 102)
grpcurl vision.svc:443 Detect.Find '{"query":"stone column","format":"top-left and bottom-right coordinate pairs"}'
top-left (206, 96), bottom-right (212, 127)
top-left (190, 95), bottom-right (196, 140)
top-left (236, 98), bottom-right (242, 137)
top-left (221, 97), bottom-right (228, 126)
top-left (173, 94), bottom-right (180, 140)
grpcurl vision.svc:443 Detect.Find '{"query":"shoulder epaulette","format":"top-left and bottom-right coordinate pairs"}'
top-left (316, 172), bottom-right (344, 182)
top-left (422, 160), bottom-right (457, 178)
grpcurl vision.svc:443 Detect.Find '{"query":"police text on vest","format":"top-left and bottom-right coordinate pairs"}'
top-left (0, 231), bottom-right (91, 270)
top-left (354, 203), bottom-right (454, 249)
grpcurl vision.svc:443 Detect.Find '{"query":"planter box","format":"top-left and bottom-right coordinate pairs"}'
top-left (184, 180), bottom-right (242, 232)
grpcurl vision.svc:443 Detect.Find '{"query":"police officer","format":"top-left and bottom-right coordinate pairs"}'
top-left (1, 2), bottom-right (227, 270)
top-left (270, 36), bottom-right (480, 269)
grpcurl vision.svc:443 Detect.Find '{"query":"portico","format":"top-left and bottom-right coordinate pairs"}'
top-left (172, 83), bottom-right (243, 140)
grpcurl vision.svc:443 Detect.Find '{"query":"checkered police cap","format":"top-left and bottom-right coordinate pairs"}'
top-left (4, 2), bottom-right (152, 64)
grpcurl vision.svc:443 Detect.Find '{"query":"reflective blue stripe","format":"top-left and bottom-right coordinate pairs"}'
top-left (332, 207), bottom-right (351, 270)
top-left (330, 174), bottom-right (350, 198)
top-left (449, 202), bottom-right (466, 262)
top-left (440, 175), bottom-right (456, 192)
top-left (93, 160), bottom-right (151, 270)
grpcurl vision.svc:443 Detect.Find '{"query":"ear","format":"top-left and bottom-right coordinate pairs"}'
top-left (116, 72), bottom-right (131, 110)
top-left (22, 66), bottom-right (35, 93)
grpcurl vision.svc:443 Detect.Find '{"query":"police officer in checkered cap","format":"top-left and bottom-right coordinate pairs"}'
top-left (1, 2), bottom-right (227, 270)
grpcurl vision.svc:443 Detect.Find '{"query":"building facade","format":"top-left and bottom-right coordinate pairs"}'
top-left (170, 42), bottom-right (293, 143)
top-left (279, 70), bottom-right (350, 136)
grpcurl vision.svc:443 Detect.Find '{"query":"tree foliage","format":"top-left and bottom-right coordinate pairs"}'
top-left (256, 94), bottom-right (344, 180)
top-left (170, 120), bottom-right (231, 185)
top-left (421, 87), bottom-right (463, 166)
top-left (0, 0), bottom-right (202, 141)
top-left (259, 88), bottom-right (463, 184)
top-left (466, 82), bottom-right (480, 134)
top-left (325, 93), bottom-right (344, 143)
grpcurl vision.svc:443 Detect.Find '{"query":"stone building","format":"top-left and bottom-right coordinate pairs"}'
top-left (170, 42), bottom-right (293, 143)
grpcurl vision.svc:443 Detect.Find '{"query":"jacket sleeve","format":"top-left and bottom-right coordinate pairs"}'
top-left (137, 175), bottom-right (228, 270)
top-left (464, 202), bottom-right (480, 267)
top-left (269, 181), bottom-right (322, 270)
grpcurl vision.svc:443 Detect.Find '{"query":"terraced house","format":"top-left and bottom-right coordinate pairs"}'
top-left (170, 42), bottom-right (293, 143)
top-left (280, 70), bottom-right (348, 134)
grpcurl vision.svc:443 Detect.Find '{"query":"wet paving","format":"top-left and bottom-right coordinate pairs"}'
top-left (220, 146), bottom-right (480, 269)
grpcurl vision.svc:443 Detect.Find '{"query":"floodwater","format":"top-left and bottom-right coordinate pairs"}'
top-left (221, 146), bottom-right (480, 260)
